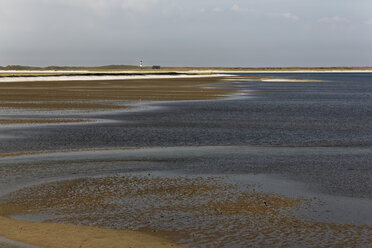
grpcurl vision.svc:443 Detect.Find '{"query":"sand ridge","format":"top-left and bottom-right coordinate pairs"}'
top-left (0, 216), bottom-right (183, 248)
top-left (0, 119), bottom-right (87, 125)
top-left (0, 77), bottom-right (236, 111)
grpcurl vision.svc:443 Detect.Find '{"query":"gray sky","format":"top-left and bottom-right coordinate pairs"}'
top-left (1, 0), bottom-right (372, 67)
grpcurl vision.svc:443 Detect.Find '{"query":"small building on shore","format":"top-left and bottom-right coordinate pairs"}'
top-left (152, 65), bottom-right (161, 70)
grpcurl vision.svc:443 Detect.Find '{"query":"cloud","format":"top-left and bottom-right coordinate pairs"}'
top-left (60, 0), bottom-right (114, 12)
top-left (231, 4), bottom-right (257, 14)
top-left (55, 0), bottom-right (160, 14)
top-left (267, 12), bottom-right (299, 21)
top-left (318, 16), bottom-right (350, 24)
top-left (280, 12), bottom-right (299, 21)
top-left (231, 4), bottom-right (248, 12)
top-left (1, 0), bottom-right (371, 67)
top-left (365, 19), bottom-right (372, 25)
top-left (121, 0), bottom-right (159, 13)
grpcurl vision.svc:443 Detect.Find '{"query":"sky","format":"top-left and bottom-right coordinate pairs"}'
top-left (1, 0), bottom-right (372, 67)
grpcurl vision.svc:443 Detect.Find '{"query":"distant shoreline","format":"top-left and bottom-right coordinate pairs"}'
top-left (1, 69), bottom-right (372, 75)
top-left (214, 70), bottom-right (372, 73)
top-left (0, 73), bottom-right (222, 83)
top-left (0, 69), bottom-right (371, 83)
top-left (1, 65), bottom-right (372, 72)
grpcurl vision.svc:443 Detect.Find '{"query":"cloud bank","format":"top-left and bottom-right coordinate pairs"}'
top-left (0, 0), bottom-right (371, 67)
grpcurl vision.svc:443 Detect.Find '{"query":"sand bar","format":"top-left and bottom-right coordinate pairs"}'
top-left (0, 217), bottom-right (183, 248)
top-left (0, 74), bottom-right (223, 83)
top-left (0, 76), bottom-right (235, 112)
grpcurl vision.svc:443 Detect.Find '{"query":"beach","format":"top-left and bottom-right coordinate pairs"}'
top-left (0, 72), bottom-right (372, 247)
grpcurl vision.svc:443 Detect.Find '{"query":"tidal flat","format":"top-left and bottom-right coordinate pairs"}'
top-left (0, 73), bottom-right (372, 247)
top-left (0, 76), bottom-right (234, 112)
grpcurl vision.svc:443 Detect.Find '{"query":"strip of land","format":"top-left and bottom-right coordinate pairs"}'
top-left (0, 216), bottom-right (183, 248)
top-left (1, 65), bottom-right (372, 72)
top-left (0, 77), bottom-right (235, 112)
top-left (0, 119), bottom-right (87, 125)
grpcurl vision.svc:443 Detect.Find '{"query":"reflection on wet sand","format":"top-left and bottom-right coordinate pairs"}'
top-left (1, 175), bottom-right (371, 247)
top-left (1, 73), bottom-right (372, 247)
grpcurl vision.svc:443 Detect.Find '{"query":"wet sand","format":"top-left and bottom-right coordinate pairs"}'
top-left (0, 216), bottom-right (183, 248)
top-left (0, 76), bottom-right (235, 115)
top-left (1, 172), bottom-right (371, 247)
top-left (1, 146), bottom-right (372, 247)
top-left (0, 75), bottom-right (239, 247)
top-left (0, 119), bottom-right (86, 125)
top-left (1, 73), bottom-right (372, 247)
top-left (0, 236), bottom-right (40, 248)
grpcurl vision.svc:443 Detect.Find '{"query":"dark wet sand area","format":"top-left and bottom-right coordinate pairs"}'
top-left (1, 174), bottom-right (371, 247)
top-left (1, 73), bottom-right (372, 247)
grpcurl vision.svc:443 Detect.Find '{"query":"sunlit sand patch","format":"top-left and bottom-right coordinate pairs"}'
top-left (0, 216), bottom-right (183, 248)
top-left (0, 74), bottom-right (222, 83)
top-left (0, 119), bottom-right (88, 125)
top-left (222, 76), bottom-right (324, 83)
top-left (0, 77), bottom-right (237, 112)
top-left (260, 78), bottom-right (323, 82)
top-left (0, 147), bottom-right (139, 158)
top-left (1, 176), bottom-right (370, 247)
top-left (0, 102), bottom-right (126, 110)
top-left (222, 76), bottom-right (270, 82)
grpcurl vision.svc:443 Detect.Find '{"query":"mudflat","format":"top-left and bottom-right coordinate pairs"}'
top-left (1, 73), bottom-right (372, 247)
top-left (0, 77), bottom-right (234, 111)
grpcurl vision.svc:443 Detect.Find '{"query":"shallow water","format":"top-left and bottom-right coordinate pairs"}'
top-left (1, 73), bottom-right (372, 150)
top-left (1, 73), bottom-right (371, 194)
top-left (1, 146), bottom-right (371, 225)
top-left (1, 73), bottom-right (372, 246)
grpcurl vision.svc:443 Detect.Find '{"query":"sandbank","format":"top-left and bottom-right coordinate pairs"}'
top-left (0, 216), bottom-right (183, 248)
top-left (0, 74), bottom-right (222, 83)
top-left (0, 77), bottom-right (235, 112)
